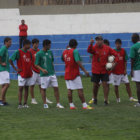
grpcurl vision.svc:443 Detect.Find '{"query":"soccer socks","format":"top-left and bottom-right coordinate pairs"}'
top-left (70, 103), bottom-right (75, 108)
top-left (82, 102), bottom-right (88, 108)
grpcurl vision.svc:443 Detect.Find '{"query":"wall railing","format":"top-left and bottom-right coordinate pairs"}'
top-left (19, 0), bottom-right (140, 6)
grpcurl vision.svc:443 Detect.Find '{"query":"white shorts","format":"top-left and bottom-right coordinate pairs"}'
top-left (65, 76), bottom-right (83, 90)
top-left (112, 74), bottom-right (129, 86)
top-left (132, 70), bottom-right (140, 82)
top-left (18, 75), bottom-right (32, 87)
top-left (0, 71), bottom-right (10, 85)
top-left (41, 75), bottom-right (58, 89)
top-left (30, 71), bottom-right (41, 86)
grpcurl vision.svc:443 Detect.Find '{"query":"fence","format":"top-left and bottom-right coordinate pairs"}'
top-left (19, 0), bottom-right (140, 6)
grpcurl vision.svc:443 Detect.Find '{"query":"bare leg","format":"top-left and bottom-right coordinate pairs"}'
top-left (24, 86), bottom-right (29, 104)
top-left (30, 85), bottom-right (35, 99)
top-left (136, 82), bottom-right (140, 103)
top-left (53, 87), bottom-right (60, 103)
top-left (1, 84), bottom-right (9, 103)
top-left (41, 88), bottom-right (47, 104)
top-left (93, 82), bottom-right (99, 100)
top-left (77, 89), bottom-right (86, 103)
top-left (125, 83), bottom-right (132, 98)
top-left (102, 82), bottom-right (109, 102)
top-left (68, 89), bottom-right (73, 103)
top-left (18, 86), bottom-right (24, 104)
top-left (114, 85), bottom-right (119, 99)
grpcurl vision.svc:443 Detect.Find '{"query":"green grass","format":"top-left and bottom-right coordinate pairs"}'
top-left (0, 77), bottom-right (140, 140)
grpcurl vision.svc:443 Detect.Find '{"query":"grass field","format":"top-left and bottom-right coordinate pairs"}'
top-left (0, 76), bottom-right (140, 140)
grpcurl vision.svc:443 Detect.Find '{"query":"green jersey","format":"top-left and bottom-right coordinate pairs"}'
top-left (35, 50), bottom-right (55, 77)
top-left (130, 42), bottom-right (140, 70)
top-left (0, 46), bottom-right (10, 72)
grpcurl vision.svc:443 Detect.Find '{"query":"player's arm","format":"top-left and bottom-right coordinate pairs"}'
top-left (87, 38), bottom-right (95, 54)
top-left (130, 47), bottom-right (135, 77)
top-left (74, 49), bottom-right (89, 77)
top-left (110, 48), bottom-right (119, 70)
top-left (35, 53), bottom-right (48, 74)
top-left (9, 50), bottom-right (21, 72)
top-left (0, 48), bottom-right (6, 66)
top-left (124, 50), bottom-right (129, 75)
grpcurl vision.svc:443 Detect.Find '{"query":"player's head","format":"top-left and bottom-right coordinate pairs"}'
top-left (43, 39), bottom-right (51, 50)
top-left (21, 19), bottom-right (25, 25)
top-left (23, 39), bottom-right (31, 50)
top-left (95, 36), bottom-right (103, 47)
top-left (32, 39), bottom-right (39, 49)
top-left (4, 37), bottom-right (12, 48)
top-left (104, 39), bottom-right (110, 46)
top-left (131, 33), bottom-right (139, 44)
top-left (115, 39), bottom-right (122, 49)
top-left (69, 39), bottom-right (78, 49)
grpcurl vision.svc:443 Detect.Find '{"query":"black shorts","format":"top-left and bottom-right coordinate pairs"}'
top-left (91, 73), bottom-right (109, 83)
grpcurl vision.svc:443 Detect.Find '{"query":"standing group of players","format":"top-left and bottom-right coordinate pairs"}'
top-left (0, 33), bottom-right (140, 109)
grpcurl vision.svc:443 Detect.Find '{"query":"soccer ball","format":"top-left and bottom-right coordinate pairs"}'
top-left (106, 63), bottom-right (113, 70)
top-left (108, 55), bottom-right (115, 63)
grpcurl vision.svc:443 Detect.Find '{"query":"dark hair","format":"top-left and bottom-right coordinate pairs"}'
top-left (104, 39), bottom-right (110, 46)
top-left (95, 36), bottom-right (103, 41)
top-left (43, 39), bottom-right (51, 47)
top-left (115, 39), bottom-right (122, 44)
top-left (32, 39), bottom-right (39, 44)
top-left (131, 33), bottom-right (139, 44)
top-left (69, 39), bottom-right (78, 48)
top-left (23, 39), bottom-right (31, 46)
top-left (4, 37), bottom-right (11, 44)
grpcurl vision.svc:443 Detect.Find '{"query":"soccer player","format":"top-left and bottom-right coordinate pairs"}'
top-left (130, 33), bottom-right (140, 107)
top-left (112, 39), bottom-right (137, 103)
top-left (62, 39), bottom-right (93, 110)
top-left (87, 36), bottom-right (118, 105)
top-left (0, 37), bottom-right (12, 106)
top-left (89, 39), bottom-right (113, 104)
top-left (35, 39), bottom-right (64, 109)
top-left (19, 19), bottom-right (28, 48)
top-left (9, 39), bottom-right (32, 108)
top-left (30, 39), bottom-right (53, 104)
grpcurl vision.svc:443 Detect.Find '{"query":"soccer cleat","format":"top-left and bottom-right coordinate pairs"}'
top-left (116, 98), bottom-right (121, 103)
top-left (89, 99), bottom-right (94, 104)
top-left (134, 103), bottom-right (140, 107)
top-left (44, 104), bottom-right (49, 109)
top-left (23, 104), bottom-right (29, 108)
top-left (130, 98), bottom-right (138, 102)
top-left (31, 99), bottom-right (38, 104)
top-left (18, 105), bottom-right (23, 109)
top-left (83, 105), bottom-right (94, 110)
top-left (56, 103), bottom-right (64, 109)
top-left (46, 98), bottom-right (53, 104)
top-left (70, 106), bottom-right (76, 110)
top-left (104, 101), bottom-right (109, 106)
top-left (0, 102), bottom-right (4, 106)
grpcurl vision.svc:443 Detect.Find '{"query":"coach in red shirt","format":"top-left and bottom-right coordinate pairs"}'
top-left (19, 19), bottom-right (28, 48)
top-left (87, 36), bottom-right (118, 105)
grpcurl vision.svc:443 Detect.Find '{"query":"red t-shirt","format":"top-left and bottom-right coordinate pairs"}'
top-left (17, 49), bottom-right (32, 78)
top-left (19, 24), bottom-right (28, 36)
top-left (30, 48), bottom-right (40, 73)
top-left (62, 48), bottom-right (80, 80)
top-left (112, 48), bottom-right (127, 75)
top-left (87, 44), bottom-right (118, 74)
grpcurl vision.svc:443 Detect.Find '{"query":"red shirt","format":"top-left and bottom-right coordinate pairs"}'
top-left (30, 48), bottom-right (40, 73)
top-left (19, 24), bottom-right (28, 36)
top-left (62, 48), bottom-right (80, 80)
top-left (112, 48), bottom-right (126, 75)
top-left (87, 44), bottom-right (118, 74)
top-left (17, 49), bottom-right (32, 78)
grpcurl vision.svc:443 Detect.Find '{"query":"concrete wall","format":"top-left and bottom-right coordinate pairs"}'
top-left (0, 0), bottom-right (18, 8)
top-left (0, 9), bottom-right (140, 36)
top-left (19, 3), bottom-right (140, 15)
